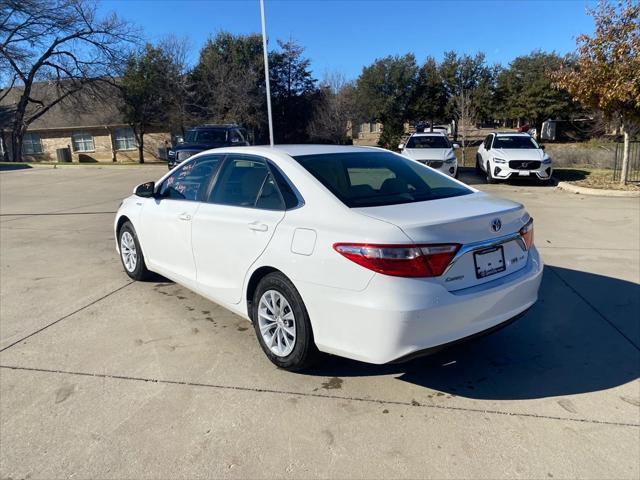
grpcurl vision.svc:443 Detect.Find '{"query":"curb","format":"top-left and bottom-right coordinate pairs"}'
top-left (556, 181), bottom-right (640, 198)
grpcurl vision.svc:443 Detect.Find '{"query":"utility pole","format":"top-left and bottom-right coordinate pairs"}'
top-left (260, 0), bottom-right (274, 146)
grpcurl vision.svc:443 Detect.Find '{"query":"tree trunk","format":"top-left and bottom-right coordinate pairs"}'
top-left (534, 118), bottom-right (543, 141)
top-left (620, 128), bottom-right (630, 186)
top-left (138, 133), bottom-right (145, 164)
top-left (10, 127), bottom-right (24, 163)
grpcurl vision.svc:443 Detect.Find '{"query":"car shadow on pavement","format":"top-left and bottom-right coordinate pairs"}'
top-left (0, 163), bottom-right (33, 171)
top-left (304, 266), bottom-right (640, 400)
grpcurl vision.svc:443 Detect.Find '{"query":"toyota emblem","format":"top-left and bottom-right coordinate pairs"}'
top-left (491, 218), bottom-right (502, 232)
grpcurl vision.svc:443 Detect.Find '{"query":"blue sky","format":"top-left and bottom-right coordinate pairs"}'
top-left (100, 0), bottom-right (597, 79)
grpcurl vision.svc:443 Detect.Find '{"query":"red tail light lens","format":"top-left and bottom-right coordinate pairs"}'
top-left (519, 217), bottom-right (534, 250)
top-left (333, 243), bottom-right (460, 278)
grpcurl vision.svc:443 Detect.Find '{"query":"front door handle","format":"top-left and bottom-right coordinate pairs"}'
top-left (178, 212), bottom-right (192, 221)
top-left (248, 221), bottom-right (268, 232)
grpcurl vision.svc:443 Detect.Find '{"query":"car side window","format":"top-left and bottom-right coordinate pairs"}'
top-left (158, 155), bottom-right (223, 201)
top-left (229, 129), bottom-right (244, 145)
top-left (208, 155), bottom-right (284, 210)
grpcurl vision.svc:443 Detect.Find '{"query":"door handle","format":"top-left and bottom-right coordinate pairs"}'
top-left (178, 212), bottom-right (192, 221)
top-left (248, 221), bottom-right (268, 232)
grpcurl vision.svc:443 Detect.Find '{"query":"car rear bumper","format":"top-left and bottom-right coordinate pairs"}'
top-left (298, 246), bottom-right (543, 364)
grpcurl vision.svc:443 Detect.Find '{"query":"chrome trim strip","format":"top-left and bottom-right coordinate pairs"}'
top-left (444, 232), bottom-right (526, 274)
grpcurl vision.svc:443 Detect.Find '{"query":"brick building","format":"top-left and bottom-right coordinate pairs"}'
top-left (0, 82), bottom-right (170, 163)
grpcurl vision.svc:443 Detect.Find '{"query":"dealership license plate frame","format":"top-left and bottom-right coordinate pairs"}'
top-left (473, 245), bottom-right (506, 279)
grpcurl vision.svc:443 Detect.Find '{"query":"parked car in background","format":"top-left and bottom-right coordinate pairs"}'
top-left (399, 132), bottom-right (460, 177)
top-left (476, 132), bottom-right (553, 183)
top-left (167, 124), bottom-right (250, 170)
top-left (115, 145), bottom-right (542, 371)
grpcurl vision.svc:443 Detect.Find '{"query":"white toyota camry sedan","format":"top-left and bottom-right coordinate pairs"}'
top-left (115, 145), bottom-right (543, 370)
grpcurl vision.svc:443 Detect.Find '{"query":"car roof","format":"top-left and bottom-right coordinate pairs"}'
top-left (216, 144), bottom-right (381, 157)
top-left (189, 124), bottom-right (240, 130)
top-left (494, 132), bottom-right (529, 137)
top-left (410, 132), bottom-right (447, 137)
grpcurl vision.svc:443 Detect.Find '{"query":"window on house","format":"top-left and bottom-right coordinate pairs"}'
top-left (22, 133), bottom-right (43, 154)
top-left (370, 123), bottom-right (380, 133)
top-left (114, 128), bottom-right (136, 151)
top-left (72, 132), bottom-right (94, 152)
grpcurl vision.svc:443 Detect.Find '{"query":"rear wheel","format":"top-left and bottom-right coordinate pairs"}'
top-left (251, 272), bottom-right (320, 371)
top-left (475, 155), bottom-right (483, 174)
top-left (119, 222), bottom-right (151, 281)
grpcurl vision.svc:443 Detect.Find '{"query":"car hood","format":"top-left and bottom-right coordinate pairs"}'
top-left (403, 148), bottom-right (454, 161)
top-left (491, 148), bottom-right (545, 161)
top-left (173, 142), bottom-right (224, 151)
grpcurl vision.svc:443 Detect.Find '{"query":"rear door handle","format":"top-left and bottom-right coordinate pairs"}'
top-left (248, 221), bottom-right (268, 232)
top-left (178, 212), bottom-right (192, 221)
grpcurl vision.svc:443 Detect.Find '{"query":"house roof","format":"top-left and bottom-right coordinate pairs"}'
top-left (0, 81), bottom-right (126, 131)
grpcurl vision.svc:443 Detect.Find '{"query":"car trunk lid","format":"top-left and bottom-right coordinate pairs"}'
top-left (354, 192), bottom-right (530, 290)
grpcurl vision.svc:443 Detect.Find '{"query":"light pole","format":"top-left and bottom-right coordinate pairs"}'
top-left (260, 0), bottom-right (274, 146)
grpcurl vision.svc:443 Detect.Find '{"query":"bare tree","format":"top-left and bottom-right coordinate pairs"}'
top-left (158, 34), bottom-right (193, 136)
top-left (0, 0), bottom-right (137, 161)
top-left (308, 71), bottom-right (356, 144)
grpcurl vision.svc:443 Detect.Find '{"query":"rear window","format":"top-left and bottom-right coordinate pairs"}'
top-left (293, 151), bottom-right (472, 208)
top-left (406, 136), bottom-right (450, 149)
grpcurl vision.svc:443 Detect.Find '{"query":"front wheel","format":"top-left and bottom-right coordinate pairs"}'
top-left (251, 272), bottom-right (321, 371)
top-left (475, 155), bottom-right (483, 174)
top-left (118, 221), bottom-right (151, 281)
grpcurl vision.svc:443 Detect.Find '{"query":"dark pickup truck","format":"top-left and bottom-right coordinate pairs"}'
top-left (167, 124), bottom-right (250, 169)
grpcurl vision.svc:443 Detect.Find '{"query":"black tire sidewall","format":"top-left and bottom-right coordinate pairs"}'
top-left (251, 272), bottom-right (318, 371)
top-left (119, 222), bottom-right (148, 280)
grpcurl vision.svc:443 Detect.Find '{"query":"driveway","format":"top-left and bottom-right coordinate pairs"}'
top-left (1, 165), bottom-right (638, 479)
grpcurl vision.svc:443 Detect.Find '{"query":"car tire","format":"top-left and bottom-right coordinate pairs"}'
top-left (251, 272), bottom-right (321, 371)
top-left (486, 162), bottom-right (498, 184)
top-left (475, 155), bottom-right (483, 174)
top-left (118, 221), bottom-right (151, 281)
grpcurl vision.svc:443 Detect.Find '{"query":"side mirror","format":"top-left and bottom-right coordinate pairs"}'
top-left (540, 145), bottom-right (545, 150)
top-left (134, 181), bottom-right (155, 198)
top-left (230, 137), bottom-right (240, 144)
top-left (398, 143), bottom-right (404, 150)
top-left (452, 143), bottom-right (460, 149)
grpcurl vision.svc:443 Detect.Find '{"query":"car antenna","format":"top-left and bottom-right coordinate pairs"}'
top-left (260, 0), bottom-right (275, 147)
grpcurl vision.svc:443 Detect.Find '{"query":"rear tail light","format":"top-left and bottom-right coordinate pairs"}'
top-left (333, 243), bottom-right (460, 278)
top-left (519, 217), bottom-right (534, 250)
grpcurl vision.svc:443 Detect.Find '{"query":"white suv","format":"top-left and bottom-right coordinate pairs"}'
top-left (399, 133), bottom-right (459, 177)
top-left (476, 132), bottom-right (553, 183)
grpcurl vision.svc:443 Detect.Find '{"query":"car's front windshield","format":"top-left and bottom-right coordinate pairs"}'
top-left (493, 135), bottom-right (539, 149)
top-left (406, 136), bottom-right (450, 149)
top-left (184, 129), bottom-right (227, 144)
top-left (293, 151), bottom-right (472, 208)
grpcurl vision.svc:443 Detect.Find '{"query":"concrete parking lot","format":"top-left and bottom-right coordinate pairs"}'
top-left (1, 164), bottom-right (639, 479)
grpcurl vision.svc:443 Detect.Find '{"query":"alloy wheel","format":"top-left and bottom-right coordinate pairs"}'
top-left (120, 231), bottom-right (137, 273)
top-left (257, 290), bottom-right (296, 357)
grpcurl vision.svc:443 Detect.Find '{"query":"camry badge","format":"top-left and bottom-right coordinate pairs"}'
top-left (491, 218), bottom-right (502, 232)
